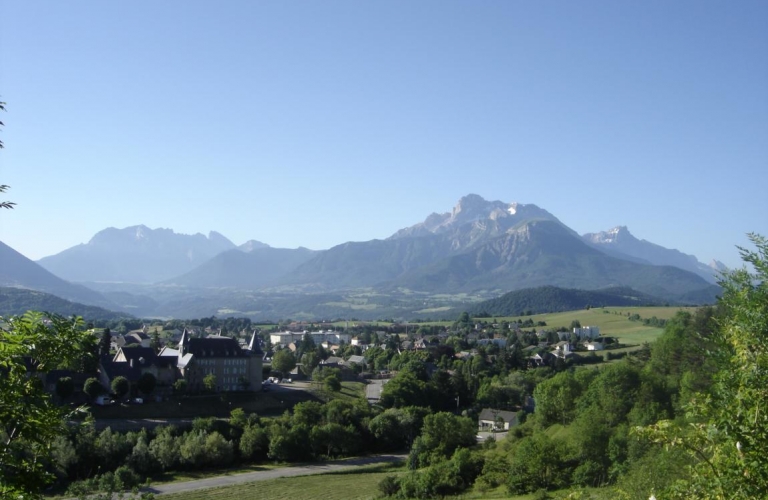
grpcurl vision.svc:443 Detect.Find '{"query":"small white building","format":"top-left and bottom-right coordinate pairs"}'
top-left (586, 342), bottom-right (604, 351)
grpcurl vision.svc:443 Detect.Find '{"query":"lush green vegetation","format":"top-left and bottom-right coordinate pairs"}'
top-left (3, 236), bottom-right (765, 500)
top-left (0, 287), bottom-right (131, 321)
top-left (466, 286), bottom-right (666, 317)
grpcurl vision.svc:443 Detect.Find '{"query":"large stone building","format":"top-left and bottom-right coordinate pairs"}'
top-left (100, 330), bottom-right (264, 395)
top-left (162, 330), bottom-right (264, 392)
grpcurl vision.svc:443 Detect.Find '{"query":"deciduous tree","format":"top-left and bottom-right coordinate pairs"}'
top-left (0, 312), bottom-right (91, 498)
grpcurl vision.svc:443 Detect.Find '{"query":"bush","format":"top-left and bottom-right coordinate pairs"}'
top-left (378, 475), bottom-right (400, 497)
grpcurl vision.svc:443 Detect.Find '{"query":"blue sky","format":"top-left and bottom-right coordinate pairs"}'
top-left (1, 1), bottom-right (766, 268)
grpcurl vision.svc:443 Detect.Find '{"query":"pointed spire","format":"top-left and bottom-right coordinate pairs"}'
top-left (248, 330), bottom-right (263, 354)
top-left (179, 328), bottom-right (189, 356)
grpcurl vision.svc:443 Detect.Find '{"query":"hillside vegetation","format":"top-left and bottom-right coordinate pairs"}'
top-left (467, 286), bottom-right (666, 317)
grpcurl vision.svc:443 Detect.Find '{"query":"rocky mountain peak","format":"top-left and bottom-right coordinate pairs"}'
top-left (239, 240), bottom-right (271, 252)
top-left (388, 194), bottom-right (561, 240)
top-left (584, 226), bottom-right (635, 245)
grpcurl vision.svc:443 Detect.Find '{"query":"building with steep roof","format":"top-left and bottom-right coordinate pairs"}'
top-left (99, 330), bottom-right (264, 395)
top-left (174, 330), bottom-right (263, 392)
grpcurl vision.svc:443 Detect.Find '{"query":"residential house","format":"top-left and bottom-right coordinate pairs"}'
top-left (123, 331), bottom-right (151, 347)
top-left (585, 341), bottom-right (604, 351)
top-left (478, 408), bottom-right (519, 431)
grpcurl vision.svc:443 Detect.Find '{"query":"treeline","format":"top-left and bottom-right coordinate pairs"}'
top-left (56, 400), bottom-right (478, 497)
top-left (467, 286), bottom-right (665, 317)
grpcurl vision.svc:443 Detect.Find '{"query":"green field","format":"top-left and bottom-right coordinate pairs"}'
top-left (478, 306), bottom-right (691, 345)
top-left (160, 463), bottom-right (404, 500)
top-left (156, 461), bottom-right (594, 500)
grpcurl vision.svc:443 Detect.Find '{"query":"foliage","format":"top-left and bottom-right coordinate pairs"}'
top-left (0, 312), bottom-right (91, 498)
top-left (99, 328), bottom-right (112, 356)
top-left (467, 286), bottom-right (665, 317)
top-left (111, 376), bottom-right (130, 400)
top-left (409, 412), bottom-right (476, 468)
top-left (136, 373), bottom-right (156, 396)
top-left (56, 376), bottom-right (75, 400)
top-left (272, 349), bottom-right (297, 376)
top-left (638, 234), bottom-right (768, 498)
top-left (203, 373), bottom-right (217, 392)
top-left (0, 288), bottom-right (129, 321)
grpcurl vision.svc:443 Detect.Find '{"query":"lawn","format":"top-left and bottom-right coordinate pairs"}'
top-left (159, 462), bottom-right (405, 500)
top-left (487, 306), bottom-right (693, 346)
top-left (156, 461), bottom-right (600, 500)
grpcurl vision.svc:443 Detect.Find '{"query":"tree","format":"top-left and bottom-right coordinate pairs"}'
top-left (55, 376), bottom-right (75, 401)
top-left (272, 349), bottom-right (296, 377)
top-left (98, 327), bottom-right (112, 356)
top-left (83, 377), bottom-right (104, 400)
top-left (570, 320), bottom-right (582, 330)
top-left (0, 100), bottom-right (14, 210)
top-left (0, 312), bottom-right (92, 498)
top-left (301, 351), bottom-right (320, 377)
top-left (136, 372), bottom-right (156, 396)
top-left (639, 234), bottom-right (768, 498)
top-left (150, 329), bottom-right (161, 351)
top-left (173, 379), bottom-right (188, 394)
top-left (203, 373), bottom-right (217, 392)
top-left (111, 376), bottom-right (130, 400)
top-left (379, 371), bottom-right (427, 408)
top-left (324, 372), bottom-right (342, 392)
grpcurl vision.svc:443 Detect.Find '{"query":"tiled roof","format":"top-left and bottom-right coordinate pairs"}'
top-left (188, 337), bottom-right (248, 357)
top-left (478, 408), bottom-right (518, 423)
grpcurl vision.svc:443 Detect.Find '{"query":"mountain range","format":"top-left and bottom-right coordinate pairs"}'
top-left (37, 225), bottom-right (238, 283)
top-left (1, 194), bottom-right (724, 320)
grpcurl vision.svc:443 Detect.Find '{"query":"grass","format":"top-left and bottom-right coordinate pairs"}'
top-left (160, 462), bottom-right (406, 500)
top-left (151, 462), bottom-right (284, 485)
top-left (155, 460), bottom-right (600, 500)
top-left (304, 380), bottom-right (368, 404)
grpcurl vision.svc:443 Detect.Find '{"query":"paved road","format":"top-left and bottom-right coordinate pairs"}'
top-left (142, 454), bottom-right (407, 496)
top-left (365, 379), bottom-right (388, 403)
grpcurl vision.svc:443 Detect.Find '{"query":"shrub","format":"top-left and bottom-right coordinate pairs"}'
top-left (378, 475), bottom-right (400, 497)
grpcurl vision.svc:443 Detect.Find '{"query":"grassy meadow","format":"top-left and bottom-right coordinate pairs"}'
top-left (159, 463), bottom-right (405, 500)
top-left (156, 460), bottom-right (590, 500)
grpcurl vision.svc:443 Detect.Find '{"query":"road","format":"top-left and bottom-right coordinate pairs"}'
top-left (141, 454), bottom-right (407, 496)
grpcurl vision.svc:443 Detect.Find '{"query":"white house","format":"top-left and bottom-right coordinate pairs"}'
top-left (478, 408), bottom-right (519, 431)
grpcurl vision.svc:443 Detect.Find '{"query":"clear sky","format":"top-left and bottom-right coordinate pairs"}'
top-left (1, 1), bottom-right (766, 269)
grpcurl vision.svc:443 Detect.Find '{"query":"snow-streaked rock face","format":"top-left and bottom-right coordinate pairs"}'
top-left (388, 194), bottom-right (564, 241)
top-left (582, 226), bottom-right (720, 284)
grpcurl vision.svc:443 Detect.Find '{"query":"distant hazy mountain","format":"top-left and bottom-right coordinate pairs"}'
top-left (0, 287), bottom-right (130, 320)
top-left (37, 225), bottom-right (237, 283)
top-left (582, 226), bottom-right (721, 283)
top-left (239, 240), bottom-right (270, 252)
top-left (0, 241), bottom-right (116, 308)
top-left (278, 196), bottom-right (718, 304)
top-left (281, 195), bottom-right (569, 289)
top-left (391, 220), bottom-right (719, 303)
top-left (389, 193), bottom-right (569, 240)
top-left (165, 247), bottom-right (318, 289)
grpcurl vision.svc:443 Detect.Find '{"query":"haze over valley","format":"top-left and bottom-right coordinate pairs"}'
top-left (1, 195), bottom-right (723, 321)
